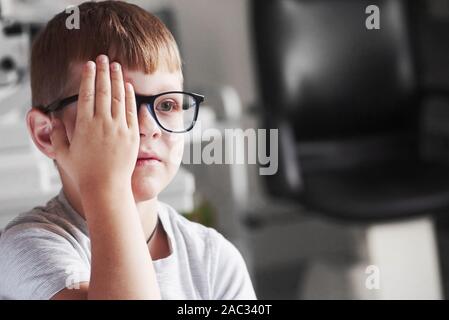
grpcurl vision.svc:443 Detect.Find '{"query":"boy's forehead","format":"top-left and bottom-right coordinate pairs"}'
top-left (124, 69), bottom-right (183, 95)
top-left (65, 61), bottom-right (183, 96)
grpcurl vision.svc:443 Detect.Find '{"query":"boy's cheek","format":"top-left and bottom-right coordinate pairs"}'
top-left (165, 136), bottom-right (184, 166)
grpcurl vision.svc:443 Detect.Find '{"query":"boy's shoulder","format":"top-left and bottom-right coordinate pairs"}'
top-left (160, 202), bottom-right (257, 300)
top-left (0, 192), bottom-right (87, 246)
top-left (1, 196), bottom-right (68, 233)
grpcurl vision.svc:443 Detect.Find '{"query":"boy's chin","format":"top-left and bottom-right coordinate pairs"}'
top-left (131, 179), bottom-right (163, 202)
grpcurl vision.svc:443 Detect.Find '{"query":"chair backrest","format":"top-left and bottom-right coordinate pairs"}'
top-left (252, 0), bottom-right (419, 142)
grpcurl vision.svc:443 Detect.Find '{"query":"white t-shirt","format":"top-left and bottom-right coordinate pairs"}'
top-left (0, 189), bottom-right (257, 300)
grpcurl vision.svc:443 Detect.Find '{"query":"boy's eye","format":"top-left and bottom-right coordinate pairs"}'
top-left (156, 99), bottom-right (178, 112)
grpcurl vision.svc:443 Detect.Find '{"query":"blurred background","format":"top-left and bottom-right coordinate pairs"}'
top-left (1, 0), bottom-right (449, 299)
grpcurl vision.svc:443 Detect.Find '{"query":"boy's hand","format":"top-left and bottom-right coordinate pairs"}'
top-left (49, 57), bottom-right (160, 300)
top-left (50, 55), bottom-right (139, 193)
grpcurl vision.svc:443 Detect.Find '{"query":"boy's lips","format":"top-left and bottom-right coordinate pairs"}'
top-left (137, 151), bottom-right (162, 162)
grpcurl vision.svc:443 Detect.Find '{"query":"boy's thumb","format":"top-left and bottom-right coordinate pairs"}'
top-left (50, 119), bottom-right (70, 153)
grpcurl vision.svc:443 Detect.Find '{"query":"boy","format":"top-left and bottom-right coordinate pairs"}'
top-left (0, 1), bottom-right (256, 300)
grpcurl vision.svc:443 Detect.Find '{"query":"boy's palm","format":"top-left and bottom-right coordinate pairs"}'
top-left (50, 56), bottom-right (139, 192)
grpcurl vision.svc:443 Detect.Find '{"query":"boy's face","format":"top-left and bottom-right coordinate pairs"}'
top-left (59, 63), bottom-right (185, 202)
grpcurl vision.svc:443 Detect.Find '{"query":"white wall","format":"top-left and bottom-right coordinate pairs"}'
top-left (164, 0), bottom-right (257, 109)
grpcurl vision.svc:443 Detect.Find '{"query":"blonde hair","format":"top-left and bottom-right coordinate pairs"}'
top-left (31, 0), bottom-right (182, 110)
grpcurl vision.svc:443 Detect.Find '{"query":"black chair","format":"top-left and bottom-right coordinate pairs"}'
top-left (251, 0), bottom-right (449, 222)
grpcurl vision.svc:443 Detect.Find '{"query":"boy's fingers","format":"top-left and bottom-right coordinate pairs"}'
top-left (95, 55), bottom-right (112, 119)
top-left (50, 118), bottom-right (69, 158)
top-left (110, 62), bottom-right (125, 120)
top-left (125, 82), bottom-right (138, 130)
top-left (76, 61), bottom-right (96, 125)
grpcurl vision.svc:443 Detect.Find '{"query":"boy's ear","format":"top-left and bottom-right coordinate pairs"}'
top-left (26, 107), bottom-right (56, 160)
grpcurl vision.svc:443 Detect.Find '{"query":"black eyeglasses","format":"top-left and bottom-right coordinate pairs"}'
top-left (42, 91), bottom-right (204, 133)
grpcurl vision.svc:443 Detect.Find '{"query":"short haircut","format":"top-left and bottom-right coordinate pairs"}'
top-left (31, 0), bottom-right (182, 111)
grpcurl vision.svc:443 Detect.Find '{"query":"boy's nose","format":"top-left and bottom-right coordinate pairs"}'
top-left (138, 104), bottom-right (162, 139)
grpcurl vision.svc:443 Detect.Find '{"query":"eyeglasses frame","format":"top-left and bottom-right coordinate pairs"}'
top-left (42, 91), bottom-right (204, 133)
